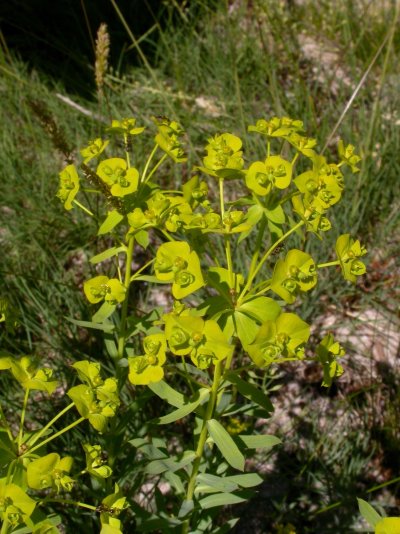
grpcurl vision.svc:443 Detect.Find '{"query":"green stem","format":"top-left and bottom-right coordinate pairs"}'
top-left (181, 362), bottom-right (223, 534)
top-left (238, 221), bottom-right (304, 304)
top-left (1, 517), bottom-right (10, 534)
top-left (23, 417), bottom-right (85, 458)
top-left (41, 498), bottom-right (98, 512)
top-left (27, 402), bottom-right (75, 448)
top-left (117, 235), bottom-right (135, 360)
top-left (141, 144), bottom-right (158, 183)
top-left (219, 178), bottom-right (225, 218)
top-left (124, 133), bottom-right (131, 168)
top-left (129, 257), bottom-right (155, 282)
top-left (246, 216), bottom-right (267, 289)
top-left (17, 388), bottom-right (30, 451)
top-left (317, 261), bottom-right (340, 269)
top-left (144, 154), bottom-right (168, 184)
top-left (0, 403), bottom-right (14, 443)
top-left (72, 199), bottom-right (94, 217)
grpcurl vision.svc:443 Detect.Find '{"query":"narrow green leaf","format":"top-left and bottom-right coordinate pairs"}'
top-left (155, 389), bottom-right (209, 425)
top-left (98, 211), bottom-right (124, 235)
top-left (92, 302), bottom-right (116, 323)
top-left (164, 470), bottom-right (185, 495)
top-left (178, 499), bottom-right (194, 518)
top-left (148, 380), bottom-right (185, 408)
top-left (132, 275), bottom-right (166, 284)
top-left (199, 492), bottom-right (246, 510)
top-left (357, 498), bottom-right (382, 528)
top-left (207, 419), bottom-right (245, 471)
top-left (129, 439), bottom-right (168, 460)
top-left (66, 317), bottom-right (115, 333)
top-left (104, 334), bottom-right (118, 359)
top-left (90, 246), bottom-right (126, 264)
top-left (210, 518), bottom-right (240, 534)
top-left (195, 473), bottom-right (238, 495)
top-left (225, 372), bottom-right (274, 412)
top-left (144, 451), bottom-right (196, 475)
top-left (225, 473), bottom-right (263, 488)
top-left (238, 434), bottom-right (281, 450)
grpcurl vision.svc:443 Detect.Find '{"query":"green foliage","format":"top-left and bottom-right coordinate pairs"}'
top-left (0, 113), bottom-right (367, 533)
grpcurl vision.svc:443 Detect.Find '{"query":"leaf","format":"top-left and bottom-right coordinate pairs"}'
top-left (92, 302), bottom-right (116, 323)
top-left (90, 246), bottom-right (126, 264)
top-left (65, 317), bottom-right (115, 333)
top-left (199, 492), bottom-right (246, 510)
top-left (104, 335), bottom-right (118, 359)
top-left (239, 297), bottom-right (281, 323)
top-left (132, 275), bottom-right (165, 284)
top-left (155, 389), bottom-right (209, 424)
top-left (207, 419), bottom-right (245, 471)
top-left (144, 451), bottom-right (196, 475)
top-left (129, 439), bottom-right (168, 460)
top-left (357, 498), bottom-right (382, 528)
top-left (238, 434), bottom-right (281, 449)
top-left (135, 230), bottom-right (150, 249)
top-left (209, 518), bottom-right (240, 534)
top-left (98, 211), bottom-right (124, 236)
top-left (225, 372), bottom-right (274, 412)
top-left (226, 473), bottom-right (263, 488)
top-left (178, 499), bottom-right (194, 518)
top-left (148, 380), bottom-right (185, 408)
top-left (233, 311), bottom-right (260, 346)
top-left (195, 474), bottom-right (239, 495)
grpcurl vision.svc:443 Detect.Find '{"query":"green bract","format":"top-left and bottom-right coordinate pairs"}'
top-left (248, 116), bottom-right (303, 138)
top-left (27, 453), bottom-right (74, 492)
top-left (164, 314), bottom-right (233, 369)
top-left (153, 117), bottom-right (187, 162)
top-left (247, 312), bottom-right (310, 366)
top-left (67, 361), bottom-right (119, 432)
top-left (154, 241), bottom-right (204, 299)
top-left (335, 234), bottom-right (367, 282)
top-left (0, 481), bottom-right (36, 527)
top-left (246, 156), bottom-right (292, 196)
top-left (292, 195), bottom-right (331, 234)
top-left (100, 484), bottom-right (128, 534)
top-left (201, 133), bottom-right (244, 178)
top-left (271, 249), bottom-right (317, 303)
top-left (338, 139), bottom-right (361, 173)
top-left (97, 158), bottom-right (139, 197)
top-left (80, 137), bottom-right (109, 163)
top-left (294, 155), bottom-right (344, 210)
top-left (57, 164), bottom-right (80, 210)
top-left (375, 517), bottom-right (400, 534)
top-left (285, 132), bottom-right (317, 158)
top-left (1, 356), bottom-right (58, 393)
top-left (316, 333), bottom-right (345, 387)
top-left (108, 118), bottom-right (145, 136)
top-left (83, 443), bottom-right (113, 479)
top-left (128, 333), bottom-right (167, 385)
top-left (84, 276), bottom-right (126, 304)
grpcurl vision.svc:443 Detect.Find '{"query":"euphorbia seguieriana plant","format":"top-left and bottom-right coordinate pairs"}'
top-left (0, 115), bottom-right (367, 533)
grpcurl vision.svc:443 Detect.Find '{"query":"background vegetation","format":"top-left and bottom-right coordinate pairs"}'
top-left (0, 1), bottom-right (399, 532)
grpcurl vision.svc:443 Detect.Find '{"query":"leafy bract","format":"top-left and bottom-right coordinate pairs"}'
top-left (27, 453), bottom-right (74, 492)
top-left (154, 241), bottom-right (204, 299)
top-left (336, 234), bottom-right (367, 282)
top-left (57, 165), bottom-right (79, 210)
top-left (271, 249), bottom-right (317, 303)
top-left (247, 312), bottom-right (310, 366)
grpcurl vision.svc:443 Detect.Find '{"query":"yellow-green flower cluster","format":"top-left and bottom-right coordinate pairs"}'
top-left (128, 333), bottom-right (167, 385)
top-left (154, 241), bottom-right (204, 299)
top-left (84, 276), bottom-right (126, 304)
